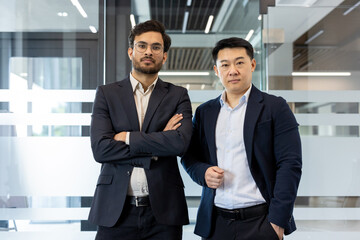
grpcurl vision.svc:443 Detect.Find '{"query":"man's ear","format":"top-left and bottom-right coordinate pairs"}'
top-left (128, 47), bottom-right (133, 60)
top-left (213, 65), bottom-right (219, 76)
top-left (162, 52), bottom-right (168, 64)
top-left (251, 58), bottom-right (256, 72)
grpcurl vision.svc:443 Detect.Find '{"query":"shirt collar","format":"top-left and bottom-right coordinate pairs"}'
top-left (219, 84), bottom-right (252, 107)
top-left (129, 72), bottom-right (158, 93)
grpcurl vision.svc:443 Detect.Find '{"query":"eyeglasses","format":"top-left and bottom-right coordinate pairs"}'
top-left (134, 42), bottom-right (163, 54)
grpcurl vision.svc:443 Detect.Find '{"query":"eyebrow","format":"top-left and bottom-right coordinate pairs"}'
top-left (219, 56), bottom-right (245, 63)
top-left (136, 41), bottom-right (162, 46)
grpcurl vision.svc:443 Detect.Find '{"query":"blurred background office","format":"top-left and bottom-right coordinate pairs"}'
top-left (0, 0), bottom-right (359, 239)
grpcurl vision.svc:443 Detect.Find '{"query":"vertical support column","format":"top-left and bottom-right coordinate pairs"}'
top-left (0, 34), bottom-right (10, 111)
top-left (259, 0), bottom-right (275, 14)
top-left (105, 0), bottom-right (132, 84)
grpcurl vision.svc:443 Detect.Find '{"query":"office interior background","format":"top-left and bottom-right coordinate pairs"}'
top-left (0, 0), bottom-right (359, 239)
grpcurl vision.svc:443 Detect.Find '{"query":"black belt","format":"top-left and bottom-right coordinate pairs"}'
top-left (127, 196), bottom-right (150, 207)
top-left (216, 203), bottom-right (268, 220)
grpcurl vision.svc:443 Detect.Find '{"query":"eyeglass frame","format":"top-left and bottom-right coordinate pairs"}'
top-left (133, 41), bottom-right (164, 54)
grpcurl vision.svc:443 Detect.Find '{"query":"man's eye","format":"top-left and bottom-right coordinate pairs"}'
top-left (236, 62), bottom-right (244, 65)
top-left (221, 64), bottom-right (228, 67)
top-left (152, 46), bottom-right (161, 50)
top-left (138, 44), bottom-right (146, 49)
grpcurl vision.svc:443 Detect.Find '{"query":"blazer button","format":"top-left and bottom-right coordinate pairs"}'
top-left (127, 171), bottom-right (131, 176)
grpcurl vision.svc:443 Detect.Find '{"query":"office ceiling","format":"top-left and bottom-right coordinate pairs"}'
top-left (0, 0), bottom-right (357, 73)
top-left (146, 0), bottom-right (261, 71)
top-left (149, 0), bottom-right (223, 32)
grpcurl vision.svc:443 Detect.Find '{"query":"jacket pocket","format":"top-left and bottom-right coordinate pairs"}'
top-left (96, 175), bottom-right (113, 186)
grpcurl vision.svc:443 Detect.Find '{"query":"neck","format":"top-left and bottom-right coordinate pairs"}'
top-left (225, 92), bottom-right (242, 108)
top-left (131, 70), bottom-right (158, 92)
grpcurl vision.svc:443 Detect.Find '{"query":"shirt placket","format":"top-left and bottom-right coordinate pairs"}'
top-left (224, 108), bottom-right (233, 206)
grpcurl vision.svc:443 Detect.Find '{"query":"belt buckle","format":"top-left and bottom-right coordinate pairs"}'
top-left (233, 209), bottom-right (241, 220)
top-left (134, 196), bottom-right (147, 207)
top-left (135, 196), bottom-right (140, 207)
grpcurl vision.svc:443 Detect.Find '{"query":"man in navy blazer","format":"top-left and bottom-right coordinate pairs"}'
top-left (88, 20), bottom-right (192, 240)
top-left (182, 37), bottom-right (302, 240)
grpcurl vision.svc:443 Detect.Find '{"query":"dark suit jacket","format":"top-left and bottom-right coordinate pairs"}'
top-left (181, 85), bottom-right (302, 238)
top-left (88, 77), bottom-right (192, 227)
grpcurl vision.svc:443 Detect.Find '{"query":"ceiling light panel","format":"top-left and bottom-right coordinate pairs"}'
top-left (276, 0), bottom-right (318, 7)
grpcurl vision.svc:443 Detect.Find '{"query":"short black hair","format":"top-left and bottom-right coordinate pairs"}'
top-left (128, 20), bottom-right (171, 53)
top-left (212, 37), bottom-right (254, 64)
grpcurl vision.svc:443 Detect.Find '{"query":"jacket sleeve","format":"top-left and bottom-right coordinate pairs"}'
top-left (129, 88), bottom-right (193, 157)
top-left (90, 86), bottom-right (149, 164)
top-left (268, 98), bottom-right (302, 231)
top-left (181, 107), bottom-right (212, 187)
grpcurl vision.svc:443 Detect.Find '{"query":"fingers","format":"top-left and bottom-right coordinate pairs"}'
top-left (205, 166), bottom-right (224, 189)
top-left (113, 132), bottom-right (127, 142)
top-left (163, 113), bottom-right (183, 131)
top-left (270, 223), bottom-right (284, 240)
top-left (169, 113), bottom-right (183, 123)
top-left (212, 166), bottom-right (224, 174)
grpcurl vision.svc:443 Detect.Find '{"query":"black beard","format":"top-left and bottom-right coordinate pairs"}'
top-left (133, 59), bottom-right (163, 74)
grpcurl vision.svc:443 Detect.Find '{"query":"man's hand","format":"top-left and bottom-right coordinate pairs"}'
top-left (270, 223), bottom-right (284, 240)
top-left (163, 113), bottom-right (183, 131)
top-left (114, 132), bottom-right (127, 142)
top-left (205, 166), bottom-right (224, 189)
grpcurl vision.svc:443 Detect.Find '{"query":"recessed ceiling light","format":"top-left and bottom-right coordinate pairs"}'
top-left (71, 0), bottom-right (88, 18)
top-left (130, 14), bottom-right (136, 28)
top-left (57, 12), bottom-right (68, 17)
top-left (304, 30), bottom-right (324, 44)
top-left (245, 29), bottom-right (254, 41)
top-left (204, 15), bottom-right (214, 34)
top-left (292, 72), bottom-right (351, 77)
top-left (89, 26), bottom-right (97, 33)
top-left (343, 1), bottom-right (360, 16)
top-left (182, 11), bottom-right (189, 33)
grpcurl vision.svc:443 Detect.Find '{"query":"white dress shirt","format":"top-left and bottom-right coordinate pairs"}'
top-left (126, 73), bottom-right (157, 197)
top-left (214, 85), bottom-right (266, 209)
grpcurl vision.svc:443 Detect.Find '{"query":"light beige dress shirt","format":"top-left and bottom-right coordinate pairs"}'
top-left (126, 73), bottom-right (158, 196)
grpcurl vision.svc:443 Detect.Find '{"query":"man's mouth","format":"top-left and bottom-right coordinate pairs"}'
top-left (228, 79), bottom-right (240, 83)
top-left (141, 57), bottom-right (155, 63)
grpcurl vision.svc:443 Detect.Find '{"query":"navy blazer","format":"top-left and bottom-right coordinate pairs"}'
top-left (182, 85), bottom-right (302, 238)
top-left (88, 77), bottom-right (192, 227)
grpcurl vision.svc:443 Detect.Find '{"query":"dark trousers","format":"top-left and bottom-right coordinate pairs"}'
top-left (204, 206), bottom-right (280, 240)
top-left (95, 201), bottom-right (182, 240)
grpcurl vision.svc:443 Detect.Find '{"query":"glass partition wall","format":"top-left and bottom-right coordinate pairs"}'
top-left (0, 0), bottom-right (101, 239)
top-left (1, 0), bottom-right (359, 239)
top-left (264, 0), bottom-right (360, 239)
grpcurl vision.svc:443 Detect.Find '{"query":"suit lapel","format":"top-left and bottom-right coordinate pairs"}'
top-left (244, 85), bottom-right (264, 166)
top-left (142, 79), bottom-right (168, 132)
top-left (203, 97), bottom-right (221, 165)
top-left (117, 78), bottom-right (140, 131)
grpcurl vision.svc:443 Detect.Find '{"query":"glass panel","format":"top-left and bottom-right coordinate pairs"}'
top-left (265, 0), bottom-right (360, 238)
top-left (0, 0), bottom-right (100, 235)
top-left (0, 0), bottom-right (99, 32)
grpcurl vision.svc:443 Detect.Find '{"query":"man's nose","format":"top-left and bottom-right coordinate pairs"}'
top-left (228, 65), bottom-right (239, 75)
top-left (144, 45), bottom-right (153, 55)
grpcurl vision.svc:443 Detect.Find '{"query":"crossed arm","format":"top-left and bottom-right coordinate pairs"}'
top-left (113, 113), bottom-right (184, 142)
top-left (91, 86), bottom-right (192, 166)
